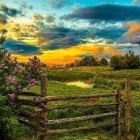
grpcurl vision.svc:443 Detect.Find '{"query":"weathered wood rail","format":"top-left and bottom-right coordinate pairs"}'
top-left (8, 75), bottom-right (134, 140)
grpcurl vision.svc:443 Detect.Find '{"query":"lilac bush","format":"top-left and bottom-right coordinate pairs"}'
top-left (0, 29), bottom-right (46, 99)
top-left (0, 29), bottom-right (47, 139)
top-left (0, 49), bottom-right (46, 96)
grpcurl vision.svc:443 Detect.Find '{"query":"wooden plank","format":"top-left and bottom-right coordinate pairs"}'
top-left (47, 93), bottom-right (117, 101)
top-left (17, 100), bottom-right (116, 110)
top-left (48, 112), bottom-right (117, 125)
top-left (19, 92), bottom-right (44, 97)
top-left (125, 80), bottom-right (131, 132)
top-left (35, 93), bottom-right (117, 103)
top-left (17, 93), bottom-right (117, 106)
top-left (114, 90), bottom-right (121, 140)
top-left (17, 98), bottom-right (36, 106)
top-left (17, 98), bottom-right (47, 111)
top-left (48, 103), bottom-right (117, 111)
top-left (45, 122), bottom-right (117, 135)
top-left (38, 74), bottom-right (48, 140)
top-left (19, 110), bottom-right (45, 121)
top-left (124, 80), bottom-right (134, 140)
top-left (35, 108), bottom-right (46, 113)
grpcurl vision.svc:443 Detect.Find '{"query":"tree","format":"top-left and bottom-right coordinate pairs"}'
top-left (110, 55), bottom-right (125, 69)
top-left (79, 56), bottom-right (98, 66)
top-left (124, 51), bottom-right (139, 69)
top-left (99, 58), bottom-right (108, 66)
top-left (110, 51), bottom-right (140, 69)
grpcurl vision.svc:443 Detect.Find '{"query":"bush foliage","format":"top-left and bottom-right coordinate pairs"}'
top-left (110, 51), bottom-right (140, 69)
top-left (66, 56), bottom-right (108, 67)
top-left (0, 29), bottom-right (46, 139)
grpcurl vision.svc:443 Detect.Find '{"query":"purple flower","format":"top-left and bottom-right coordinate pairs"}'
top-left (27, 79), bottom-right (37, 89)
top-left (31, 79), bottom-right (37, 84)
top-left (8, 94), bottom-right (16, 102)
top-left (15, 85), bottom-right (22, 93)
top-left (6, 75), bottom-right (16, 84)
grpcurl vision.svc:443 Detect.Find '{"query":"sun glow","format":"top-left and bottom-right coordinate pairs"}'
top-left (11, 43), bottom-right (120, 65)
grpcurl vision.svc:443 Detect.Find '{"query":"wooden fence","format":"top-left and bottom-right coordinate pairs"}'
top-left (8, 75), bottom-right (134, 140)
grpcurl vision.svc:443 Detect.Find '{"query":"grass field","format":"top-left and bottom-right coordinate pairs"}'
top-left (24, 66), bottom-right (140, 140)
top-left (28, 82), bottom-right (116, 140)
top-left (48, 66), bottom-right (140, 81)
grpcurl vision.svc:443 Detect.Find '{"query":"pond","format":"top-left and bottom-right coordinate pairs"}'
top-left (65, 81), bottom-right (93, 88)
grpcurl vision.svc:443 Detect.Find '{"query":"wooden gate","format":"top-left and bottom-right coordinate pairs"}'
top-left (8, 75), bottom-right (133, 140)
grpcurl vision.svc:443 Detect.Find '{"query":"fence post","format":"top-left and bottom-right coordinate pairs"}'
top-left (124, 79), bottom-right (134, 140)
top-left (115, 89), bottom-right (121, 140)
top-left (38, 74), bottom-right (48, 140)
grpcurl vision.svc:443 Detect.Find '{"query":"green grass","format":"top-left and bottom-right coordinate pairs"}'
top-left (26, 80), bottom-right (140, 140)
top-left (22, 66), bottom-right (140, 140)
top-left (48, 66), bottom-right (140, 81)
top-left (30, 81), bottom-right (111, 96)
top-left (28, 83), bottom-right (115, 140)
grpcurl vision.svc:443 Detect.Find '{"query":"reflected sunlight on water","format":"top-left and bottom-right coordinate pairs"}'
top-left (66, 81), bottom-right (93, 88)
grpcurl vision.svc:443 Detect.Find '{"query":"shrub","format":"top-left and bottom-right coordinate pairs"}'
top-left (110, 55), bottom-right (125, 69)
top-left (79, 56), bottom-right (98, 66)
top-left (67, 56), bottom-right (99, 67)
top-left (0, 94), bottom-right (35, 140)
top-left (0, 29), bottom-right (46, 139)
top-left (99, 58), bottom-right (108, 66)
top-left (110, 51), bottom-right (140, 70)
top-left (124, 51), bottom-right (140, 69)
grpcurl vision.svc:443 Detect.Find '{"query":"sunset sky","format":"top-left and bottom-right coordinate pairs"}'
top-left (0, 0), bottom-right (140, 65)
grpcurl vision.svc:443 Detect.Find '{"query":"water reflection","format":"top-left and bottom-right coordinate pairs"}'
top-left (66, 81), bottom-right (93, 88)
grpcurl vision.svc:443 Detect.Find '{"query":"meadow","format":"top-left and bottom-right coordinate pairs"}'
top-left (48, 66), bottom-right (140, 81)
top-left (25, 66), bottom-right (140, 140)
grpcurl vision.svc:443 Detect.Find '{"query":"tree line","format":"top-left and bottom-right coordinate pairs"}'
top-left (66, 51), bottom-right (140, 69)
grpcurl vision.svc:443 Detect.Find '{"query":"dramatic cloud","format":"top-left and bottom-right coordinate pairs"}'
top-left (4, 22), bottom-right (39, 45)
top-left (32, 14), bottom-right (55, 25)
top-left (39, 27), bottom-right (89, 50)
top-left (10, 43), bottom-right (120, 65)
top-left (37, 25), bottom-right (125, 50)
top-left (0, 4), bottom-right (22, 17)
top-left (20, 1), bottom-right (33, 10)
top-left (40, 43), bottom-right (120, 65)
top-left (62, 4), bottom-right (140, 22)
top-left (120, 22), bottom-right (140, 45)
top-left (0, 10), bottom-right (126, 54)
top-left (94, 28), bottom-right (126, 40)
top-left (0, 14), bottom-right (125, 50)
top-left (48, 0), bottom-right (67, 9)
top-left (126, 22), bottom-right (140, 34)
top-left (4, 40), bottom-right (41, 55)
top-left (115, 43), bottom-right (140, 55)
top-left (121, 33), bottom-right (140, 45)
top-left (32, 14), bottom-right (43, 23)
top-left (45, 15), bottom-right (55, 23)
top-left (1, 1), bottom-right (139, 65)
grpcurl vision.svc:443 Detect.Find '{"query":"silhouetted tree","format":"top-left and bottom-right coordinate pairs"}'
top-left (79, 56), bottom-right (98, 66)
top-left (110, 55), bottom-right (125, 69)
top-left (99, 58), bottom-right (108, 66)
top-left (110, 51), bottom-right (140, 69)
top-left (124, 51), bottom-right (140, 69)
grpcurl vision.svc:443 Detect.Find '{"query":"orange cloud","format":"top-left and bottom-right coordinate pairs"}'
top-left (126, 22), bottom-right (140, 35)
top-left (11, 43), bottom-right (120, 66)
top-left (1, 19), bottom-right (120, 66)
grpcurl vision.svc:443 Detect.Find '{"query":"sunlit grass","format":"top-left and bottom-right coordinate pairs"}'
top-left (48, 66), bottom-right (140, 81)
top-left (24, 66), bottom-right (140, 140)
